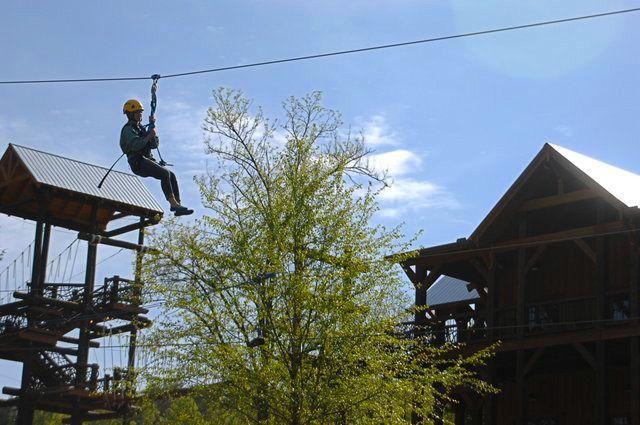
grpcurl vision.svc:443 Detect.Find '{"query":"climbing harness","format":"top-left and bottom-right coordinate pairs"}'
top-left (97, 74), bottom-right (170, 188)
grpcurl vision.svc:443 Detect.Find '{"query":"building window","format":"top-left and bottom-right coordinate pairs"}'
top-left (444, 318), bottom-right (457, 343)
top-left (528, 305), bottom-right (556, 330)
top-left (528, 419), bottom-right (557, 425)
top-left (611, 299), bottom-right (630, 321)
top-left (612, 417), bottom-right (630, 425)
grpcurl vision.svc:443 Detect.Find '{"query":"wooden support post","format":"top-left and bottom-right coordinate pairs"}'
top-left (29, 219), bottom-right (44, 294)
top-left (516, 350), bottom-right (527, 425)
top-left (37, 222), bottom-right (52, 295)
top-left (631, 240), bottom-right (639, 323)
top-left (631, 337), bottom-right (639, 425)
top-left (16, 218), bottom-right (44, 425)
top-left (76, 239), bottom-right (98, 383)
top-left (594, 202), bottom-right (606, 424)
top-left (595, 341), bottom-right (606, 424)
top-left (595, 202), bottom-right (606, 329)
top-left (484, 359), bottom-right (497, 425)
top-left (471, 408), bottom-right (483, 425)
top-left (517, 215), bottom-right (526, 339)
top-left (454, 402), bottom-right (466, 425)
top-left (486, 261), bottom-right (496, 342)
top-left (631, 237), bottom-right (639, 425)
top-left (414, 265), bottom-right (427, 338)
top-left (71, 206), bottom-right (99, 425)
top-left (411, 265), bottom-right (428, 425)
top-left (523, 347), bottom-right (545, 377)
top-left (123, 220), bottom-right (146, 425)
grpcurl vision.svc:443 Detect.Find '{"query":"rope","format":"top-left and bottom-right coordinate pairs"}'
top-left (66, 240), bottom-right (80, 283)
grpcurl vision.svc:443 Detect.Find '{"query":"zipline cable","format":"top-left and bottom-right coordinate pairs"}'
top-left (0, 7), bottom-right (638, 85)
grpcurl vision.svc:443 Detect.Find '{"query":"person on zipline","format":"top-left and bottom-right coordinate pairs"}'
top-left (120, 99), bottom-right (193, 216)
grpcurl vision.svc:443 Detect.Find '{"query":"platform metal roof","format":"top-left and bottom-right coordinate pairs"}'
top-left (0, 144), bottom-right (163, 232)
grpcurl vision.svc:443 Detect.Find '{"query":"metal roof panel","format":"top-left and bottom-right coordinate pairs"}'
top-left (11, 144), bottom-right (163, 214)
top-left (427, 275), bottom-right (479, 306)
top-left (549, 144), bottom-right (640, 208)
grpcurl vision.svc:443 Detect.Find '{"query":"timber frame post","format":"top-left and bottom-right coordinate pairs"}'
top-left (16, 213), bottom-right (45, 425)
top-left (630, 229), bottom-right (639, 425)
top-left (414, 264), bottom-right (427, 338)
top-left (516, 213), bottom-right (527, 425)
top-left (123, 219), bottom-right (146, 425)
top-left (71, 203), bottom-right (99, 425)
top-left (595, 201), bottom-right (607, 424)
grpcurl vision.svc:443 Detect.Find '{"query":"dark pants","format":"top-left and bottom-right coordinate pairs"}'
top-left (129, 156), bottom-right (180, 202)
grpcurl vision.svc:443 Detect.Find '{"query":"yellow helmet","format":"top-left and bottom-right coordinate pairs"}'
top-left (123, 99), bottom-right (144, 114)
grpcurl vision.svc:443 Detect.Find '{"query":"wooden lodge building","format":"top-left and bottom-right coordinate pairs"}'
top-left (401, 144), bottom-right (640, 425)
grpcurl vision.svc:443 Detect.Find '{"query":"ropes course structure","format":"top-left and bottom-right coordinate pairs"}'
top-left (0, 144), bottom-right (164, 425)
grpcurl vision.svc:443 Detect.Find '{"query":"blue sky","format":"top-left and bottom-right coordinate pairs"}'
top-left (0, 0), bottom-right (639, 389)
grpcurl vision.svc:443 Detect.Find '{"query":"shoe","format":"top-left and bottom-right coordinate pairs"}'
top-left (170, 206), bottom-right (194, 216)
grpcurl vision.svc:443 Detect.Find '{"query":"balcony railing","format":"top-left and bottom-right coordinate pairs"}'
top-left (493, 292), bottom-right (631, 340)
top-left (424, 292), bottom-right (633, 345)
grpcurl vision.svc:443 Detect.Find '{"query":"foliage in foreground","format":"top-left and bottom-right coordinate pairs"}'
top-left (141, 89), bottom-right (495, 424)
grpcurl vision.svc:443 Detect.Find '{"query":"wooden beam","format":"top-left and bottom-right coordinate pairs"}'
top-left (109, 211), bottom-right (131, 221)
top-left (524, 245), bottom-right (547, 275)
top-left (574, 239), bottom-right (596, 264)
top-left (421, 265), bottom-right (442, 290)
top-left (470, 258), bottom-right (490, 283)
top-left (519, 189), bottom-right (596, 212)
top-left (493, 220), bottom-right (626, 251)
top-left (572, 342), bottom-right (597, 370)
top-left (523, 347), bottom-right (545, 376)
top-left (490, 323), bottom-right (640, 352)
top-left (412, 220), bottom-right (627, 266)
top-left (401, 262), bottom-right (417, 284)
top-left (467, 283), bottom-right (487, 300)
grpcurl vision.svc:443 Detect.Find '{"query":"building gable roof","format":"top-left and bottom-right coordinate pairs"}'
top-left (470, 143), bottom-right (640, 244)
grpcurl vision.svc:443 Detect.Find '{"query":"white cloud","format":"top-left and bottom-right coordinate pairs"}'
top-left (368, 149), bottom-right (422, 177)
top-left (353, 114), bottom-right (459, 219)
top-left (377, 178), bottom-right (459, 218)
top-left (360, 115), bottom-right (398, 147)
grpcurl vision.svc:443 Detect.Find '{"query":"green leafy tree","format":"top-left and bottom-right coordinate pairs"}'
top-left (161, 396), bottom-right (207, 425)
top-left (142, 89), bottom-right (494, 424)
